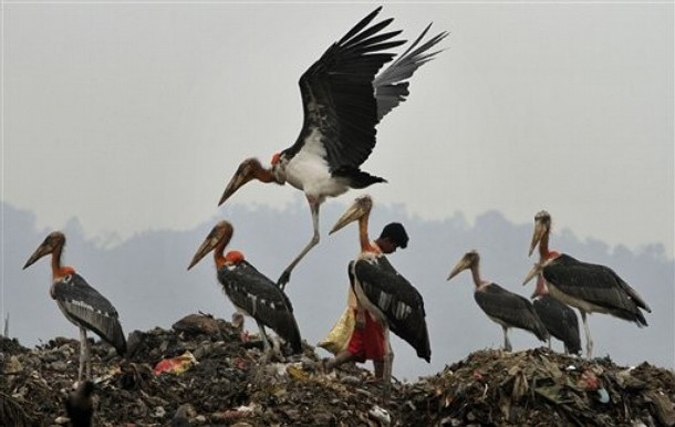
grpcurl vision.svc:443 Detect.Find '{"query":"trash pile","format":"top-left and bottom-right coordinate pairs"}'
top-left (401, 349), bottom-right (675, 427)
top-left (2, 313), bottom-right (674, 426)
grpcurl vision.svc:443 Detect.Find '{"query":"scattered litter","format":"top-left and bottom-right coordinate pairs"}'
top-left (1, 314), bottom-right (673, 426)
top-left (153, 351), bottom-right (198, 375)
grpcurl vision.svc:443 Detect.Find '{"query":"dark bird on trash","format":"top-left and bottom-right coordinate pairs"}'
top-left (531, 275), bottom-right (582, 355)
top-left (447, 250), bottom-right (549, 352)
top-left (329, 195), bottom-right (431, 388)
top-left (23, 232), bottom-right (127, 382)
top-left (218, 7), bottom-right (448, 289)
top-left (187, 220), bottom-right (303, 363)
top-left (523, 210), bottom-right (652, 358)
top-left (65, 380), bottom-right (95, 427)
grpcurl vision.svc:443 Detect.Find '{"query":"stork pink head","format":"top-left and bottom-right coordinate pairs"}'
top-left (546, 250), bottom-right (561, 260)
top-left (225, 250), bottom-right (245, 264)
top-left (271, 152), bottom-right (281, 165)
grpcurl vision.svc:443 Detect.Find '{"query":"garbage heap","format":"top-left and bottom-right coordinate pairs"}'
top-left (1, 313), bottom-right (674, 427)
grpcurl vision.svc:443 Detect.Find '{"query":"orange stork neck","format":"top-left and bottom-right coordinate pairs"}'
top-left (358, 213), bottom-right (380, 254)
top-left (255, 164), bottom-right (275, 183)
top-left (213, 239), bottom-right (229, 269)
top-left (51, 246), bottom-right (75, 280)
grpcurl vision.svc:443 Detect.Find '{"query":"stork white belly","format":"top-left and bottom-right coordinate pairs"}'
top-left (285, 129), bottom-right (350, 198)
top-left (547, 282), bottom-right (609, 315)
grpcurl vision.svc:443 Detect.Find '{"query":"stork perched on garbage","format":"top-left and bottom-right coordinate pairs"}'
top-left (23, 232), bottom-right (126, 382)
top-left (532, 276), bottom-right (581, 355)
top-left (218, 7), bottom-right (448, 289)
top-left (523, 210), bottom-right (651, 358)
top-left (329, 195), bottom-right (431, 387)
top-left (187, 220), bottom-right (303, 363)
top-left (447, 250), bottom-right (549, 352)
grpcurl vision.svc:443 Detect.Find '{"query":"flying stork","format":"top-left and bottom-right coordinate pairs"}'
top-left (187, 220), bottom-right (303, 364)
top-left (23, 232), bottom-right (127, 382)
top-left (329, 195), bottom-right (431, 387)
top-left (523, 210), bottom-right (651, 358)
top-left (531, 276), bottom-right (581, 355)
top-left (447, 250), bottom-right (549, 352)
top-left (218, 7), bottom-right (448, 289)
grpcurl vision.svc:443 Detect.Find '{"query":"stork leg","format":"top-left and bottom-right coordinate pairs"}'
top-left (78, 327), bottom-right (90, 382)
top-left (258, 320), bottom-right (272, 357)
top-left (277, 196), bottom-right (321, 289)
top-left (548, 337), bottom-right (552, 350)
top-left (502, 326), bottom-right (512, 352)
top-left (253, 320), bottom-right (272, 383)
top-left (580, 311), bottom-right (593, 358)
top-left (382, 326), bottom-right (393, 396)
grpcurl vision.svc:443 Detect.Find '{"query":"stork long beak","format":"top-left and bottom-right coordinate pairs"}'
top-left (446, 258), bottom-right (470, 281)
top-left (522, 262), bottom-right (543, 286)
top-left (218, 158), bottom-right (277, 207)
top-left (187, 221), bottom-right (233, 270)
top-left (329, 195), bottom-right (373, 235)
top-left (218, 169), bottom-right (251, 207)
top-left (528, 221), bottom-right (547, 257)
top-left (23, 239), bottom-right (54, 269)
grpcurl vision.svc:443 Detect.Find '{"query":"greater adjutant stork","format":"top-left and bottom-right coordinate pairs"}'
top-left (218, 8), bottom-right (448, 289)
top-left (329, 195), bottom-right (431, 386)
top-left (523, 210), bottom-right (651, 358)
top-left (23, 232), bottom-right (126, 382)
top-left (532, 276), bottom-right (581, 355)
top-left (187, 220), bottom-right (303, 361)
top-left (447, 250), bottom-right (549, 352)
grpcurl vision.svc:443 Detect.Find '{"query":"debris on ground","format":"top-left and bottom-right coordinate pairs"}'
top-left (1, 313), bottom-right (673, 426)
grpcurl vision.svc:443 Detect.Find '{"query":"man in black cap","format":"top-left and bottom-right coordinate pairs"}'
top-left (322, 222), bottom-right (410, 380)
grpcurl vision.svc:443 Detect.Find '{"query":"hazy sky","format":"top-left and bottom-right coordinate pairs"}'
top-left (3, 2), bottom-right (673, 258)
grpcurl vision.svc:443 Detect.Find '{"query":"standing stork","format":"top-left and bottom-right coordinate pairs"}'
top-left (187, 220), bottom-right (302, 365)
top-left (218, 7), bottom-right (448, 288)
top-left (447, 250), bottom-right (549, 352)
top-left (523, 210), bottom-right (651, 358)
top-left (23, 232), bottom-right (126, 382)
top-left (329, 195), bottom-right (431, 387)
top-left (532, 276), bottom-right (581, 355)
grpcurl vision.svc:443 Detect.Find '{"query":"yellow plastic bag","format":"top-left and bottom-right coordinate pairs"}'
top-left (317, 305), bottom-right (355, 355)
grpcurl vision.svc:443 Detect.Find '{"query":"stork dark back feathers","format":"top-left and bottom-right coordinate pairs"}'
top-left (533, 295), bottom-right (582, 355)
top-left (53, 273), bottom-right (127, 356)
top-left (543, 254), bottom-right (650, 327)
top-left (353, 256), bottom-right (431, 362)
top-left (474, 283), bottom-right (549, 343)
top-left (217, 260), bottom-right (303, 354)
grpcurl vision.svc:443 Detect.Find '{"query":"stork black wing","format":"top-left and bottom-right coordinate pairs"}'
top-left (474, 284), bottom-right (548, 342)
top-left (544, 254), bottom-right (650, 326)
top-left (52, 273), bottom-right (126, 355)
top-left (218, 261), bottom-right (302, 353)
top-left (285, 7), bottom-right (405, 170)
top-left (533, 295), bottom-right (581, 354)
top-left (353, 256), bottom-right (431, 362)
top-left (374, 23), bottom-right (448, 121)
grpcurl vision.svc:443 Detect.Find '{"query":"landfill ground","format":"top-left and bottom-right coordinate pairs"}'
top-left (1, 313), bottom-right (674, 427)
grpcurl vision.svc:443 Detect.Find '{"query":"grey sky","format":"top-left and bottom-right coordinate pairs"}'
top-left (3, 3), bottom-right (673, 260)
